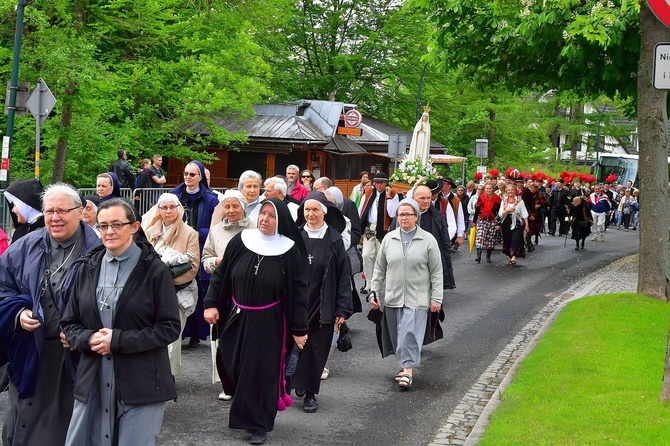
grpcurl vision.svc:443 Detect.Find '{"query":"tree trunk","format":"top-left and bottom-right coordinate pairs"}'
top-left (639, 4), bottom-right (670, 402)
top-left (570, 103), bottom-right (582, 161)
top-left (487, 109), bottom-right (495, 165)
top-left (51, 81), bottom-right (75, 183)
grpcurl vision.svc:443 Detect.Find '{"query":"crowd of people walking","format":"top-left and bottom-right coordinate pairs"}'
top-left (0, 160), bottom-right (638, 445)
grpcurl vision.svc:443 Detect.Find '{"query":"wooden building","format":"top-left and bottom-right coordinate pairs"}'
top-left (166, 99), bottom-right (447, 195)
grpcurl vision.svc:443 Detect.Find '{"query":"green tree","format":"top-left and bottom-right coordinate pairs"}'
top-left (0, 0), bottom-right (279, 185)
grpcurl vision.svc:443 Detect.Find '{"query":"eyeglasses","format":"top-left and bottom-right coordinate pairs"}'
top-left (44, 207), bottom-right (80, 217)
top-left (183, 171), bottom-right (199, 178)
top-left (99, 222), bottom-right (133, 232)
top-left (398, 213), bottom-right (416, 218)
top-left (159, 205), bottom-right (179, 211)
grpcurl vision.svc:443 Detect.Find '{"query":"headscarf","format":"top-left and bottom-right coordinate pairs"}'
top-left (241, 198), bottom-right (307, 257)
top-left (5, 179), bottom-right (43, 224)
top-left (296, 191), bottom-right (346, 234)
top-left (82, 194), bottom-right (101, 214)
top-left (186, 160), bottom-right (210, 190)
top-left (210, 189), bottom-right (250, 228)
top-left (325, 186), bottom-right (344, 211)
top-left (99, 172), bottom-right (121, 201)
top-left (398, 198), bottom-right (420, 217)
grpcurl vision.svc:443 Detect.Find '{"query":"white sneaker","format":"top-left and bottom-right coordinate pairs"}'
top-left (218, 391), bottom-right (232, 401)
top-left (320, 367), bottom-right (329, 380)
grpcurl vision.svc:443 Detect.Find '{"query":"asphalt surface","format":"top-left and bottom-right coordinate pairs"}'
top-left (0, 227), bottom-right (639, 446)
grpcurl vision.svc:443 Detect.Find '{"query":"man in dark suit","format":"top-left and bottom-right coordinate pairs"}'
top-left (109, 149), bottom-right (135, 189)
top-left (547, 179), bottom-right (570, 235)
top-left (358, 172), bottom-right (399, 293)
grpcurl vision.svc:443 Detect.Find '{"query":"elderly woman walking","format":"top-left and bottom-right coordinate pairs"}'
top-left (145, 193), bottom-right (200, 376)
top-left (369, 198), bottom-right (442, 390)
top-left (499, 187), bottom-right (529, 266)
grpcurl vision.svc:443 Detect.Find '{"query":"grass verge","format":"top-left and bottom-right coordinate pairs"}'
top-left (479, 293), bottom-right (670, 446)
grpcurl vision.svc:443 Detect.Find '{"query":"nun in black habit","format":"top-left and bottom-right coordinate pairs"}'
top-left (292, 192), bottom-right (352, 413)
top-left (204, 198), bottom-right (309, 445)
top-left (4, 178), bottom-right (44, 242)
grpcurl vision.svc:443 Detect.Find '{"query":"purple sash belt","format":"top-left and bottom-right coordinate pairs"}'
top-left (232, 296), bottom-right (281, 311)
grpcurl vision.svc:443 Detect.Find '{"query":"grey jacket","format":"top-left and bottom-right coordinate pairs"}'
top-left (371, 226), bottom-right (443, 309)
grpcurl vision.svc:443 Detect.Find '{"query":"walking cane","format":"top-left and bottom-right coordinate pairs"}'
top-left (563, 216), bottom-right (570, 247)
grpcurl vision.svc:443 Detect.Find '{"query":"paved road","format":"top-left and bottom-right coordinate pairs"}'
top-left (0, 228), bottom-right (639, 446)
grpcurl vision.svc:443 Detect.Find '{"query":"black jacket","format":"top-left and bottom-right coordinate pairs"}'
top-left (109, 158), bottom-right (135, 189)
top-left (61, 240), bottom-right (180, 405)
top-left (306, 227), bottom-right (353, 325)
top-left (342, 198), bottom-right (362, 244)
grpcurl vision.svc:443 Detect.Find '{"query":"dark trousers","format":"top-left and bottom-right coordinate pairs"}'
top-left (549, 208), bottom-right (569, 235)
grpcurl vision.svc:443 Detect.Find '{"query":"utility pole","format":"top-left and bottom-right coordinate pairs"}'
top-left (3, 0), bottom-right (27, 188)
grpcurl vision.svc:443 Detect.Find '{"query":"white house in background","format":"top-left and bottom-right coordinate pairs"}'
top-left (555, 103), bottom-right (638, 162)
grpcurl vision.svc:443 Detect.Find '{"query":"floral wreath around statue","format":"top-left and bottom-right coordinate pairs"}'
top-left (389, 158), bottom-right (442, 185)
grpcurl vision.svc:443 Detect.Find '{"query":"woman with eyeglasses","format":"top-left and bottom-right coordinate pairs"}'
top-left (145, 193), bottom-right (200, 376)
top-left (202, 189), bottom-right (255, 401)
top-left (292, 192), bottom-right (352, 414)
top-left (369, 198), bottom-right (442, 390)
top-left (170, 161), bottom-right (219, 348)
top-left (299, 169), bottom-right (315, 191)
top-left (62, 198), bottom-right (180, 446)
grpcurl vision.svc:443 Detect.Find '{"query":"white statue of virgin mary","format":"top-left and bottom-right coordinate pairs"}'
top-left (407, 109), bottom-right (431, 166)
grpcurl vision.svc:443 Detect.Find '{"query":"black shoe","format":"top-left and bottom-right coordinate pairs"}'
top-left (250, 430), bottom-right (267, 445)
top-left (359, 286), bottom-right (368, 294)
top-left (187, 337), bottom-right (200, 349)
top-left (575, 246), bottom-right (579, 250)
top-left (303, 395), bottom-right (318, 413)
top-left (548, 232), bottom-right (555, 236)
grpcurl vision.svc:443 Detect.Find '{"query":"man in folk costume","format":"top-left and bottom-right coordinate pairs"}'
top-left (358, 172), bottom-right (399, 294)
top-left (434, 177), bottom-right (465, 251)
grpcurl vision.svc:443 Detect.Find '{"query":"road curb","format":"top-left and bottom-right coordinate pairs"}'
top-left (430, 255), bottom-right (636, 446)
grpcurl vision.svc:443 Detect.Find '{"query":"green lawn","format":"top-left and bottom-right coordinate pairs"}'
top-left (479, 293), bottom-right (670, 446)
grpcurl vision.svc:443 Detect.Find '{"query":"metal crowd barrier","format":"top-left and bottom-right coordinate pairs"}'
top-left (0, 186), bottom-right (230, 244)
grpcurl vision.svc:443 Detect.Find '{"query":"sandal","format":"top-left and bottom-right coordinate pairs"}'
top-left (397, 373), bottom-right (413, 389)
top-left (393, 370), bottom-right (404, 382)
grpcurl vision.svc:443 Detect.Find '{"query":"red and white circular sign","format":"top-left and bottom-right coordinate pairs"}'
top-left (344, 109), bottom-right (363, 128)
top-left (648, 0), bottom-right (670, 28)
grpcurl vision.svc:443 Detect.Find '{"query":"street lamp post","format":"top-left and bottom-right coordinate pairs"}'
top-left (3, 0), bottom-right (27, 187)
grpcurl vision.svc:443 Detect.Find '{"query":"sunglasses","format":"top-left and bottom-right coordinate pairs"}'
top-left (183, 172), bottom-right (199, 178)
top-left (301, 175), bottom-right (312, 179)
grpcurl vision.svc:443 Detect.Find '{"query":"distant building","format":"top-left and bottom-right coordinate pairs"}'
top-left (166, 99), bottom-right (446, 191)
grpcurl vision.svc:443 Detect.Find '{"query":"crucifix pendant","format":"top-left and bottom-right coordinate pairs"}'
top-left (307, 254), bottom-right (313, 265)
top-left (254, 263), bottom-right (260, 275)
top-left (99, 296), bottom-right (109, 311)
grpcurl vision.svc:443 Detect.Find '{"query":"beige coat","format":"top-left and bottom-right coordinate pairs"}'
top-left (145, 213), bottom-right (200, 287)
